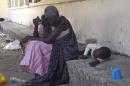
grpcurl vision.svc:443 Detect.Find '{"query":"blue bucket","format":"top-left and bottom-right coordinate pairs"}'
top-left (111, 67), bottom-right (122, 80)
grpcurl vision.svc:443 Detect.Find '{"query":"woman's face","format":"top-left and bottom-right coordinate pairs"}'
top-left (47, 15), bottom-right (59, 24)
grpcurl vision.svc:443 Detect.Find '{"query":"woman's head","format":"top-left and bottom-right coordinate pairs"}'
top-left (93, 47), bottom-right (111, 60)
top-left (44, 6), bottom-right (60, 24)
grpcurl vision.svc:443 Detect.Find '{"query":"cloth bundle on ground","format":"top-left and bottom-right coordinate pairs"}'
top-left (3, 40), bottom-right (21, 50)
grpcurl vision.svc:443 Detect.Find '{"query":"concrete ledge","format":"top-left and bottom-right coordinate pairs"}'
top-left (0, 21), bottom-right (33, 40)
top-left (66, 55), bottom-right (130, 86)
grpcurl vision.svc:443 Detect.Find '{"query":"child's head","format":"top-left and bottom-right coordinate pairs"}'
top-left (93, 47), bottom-right (111, 60)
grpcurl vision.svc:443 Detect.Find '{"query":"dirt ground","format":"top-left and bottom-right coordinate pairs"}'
top-left (0, 49), bottom-right (33, 86)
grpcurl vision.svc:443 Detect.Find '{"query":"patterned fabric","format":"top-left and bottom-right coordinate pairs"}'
top-left (22, 16), bottom-right (79, 86)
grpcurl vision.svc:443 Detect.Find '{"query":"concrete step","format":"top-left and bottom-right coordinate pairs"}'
top-left (0, 21), bottom-right (33, 40)
top-left (67, 55), bottom-right (130, 86)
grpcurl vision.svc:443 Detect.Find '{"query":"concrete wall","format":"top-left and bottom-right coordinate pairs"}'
top-left (6, 0), bottom-right (130, 55)
top-left (0, 0), bottom-right (8, 17)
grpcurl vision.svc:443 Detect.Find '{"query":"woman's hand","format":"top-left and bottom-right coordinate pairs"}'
top-left (33, 16), bottom-right (41, 27)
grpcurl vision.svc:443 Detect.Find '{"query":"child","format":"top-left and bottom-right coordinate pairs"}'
top-left (83, 44), bottom-right (111, 67)
top-left (19, 17), bottom-right (52, 76)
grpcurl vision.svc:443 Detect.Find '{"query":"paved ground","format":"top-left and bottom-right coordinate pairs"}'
top-left (0, 49), bottom-right (32, 86)
top-left (0, 48), bottom-right (130, 86)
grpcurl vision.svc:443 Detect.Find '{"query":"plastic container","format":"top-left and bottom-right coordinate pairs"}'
top-left (0, 73), bottom-right (6, 86)
top-left (111, 67), bottom-right (122, 80)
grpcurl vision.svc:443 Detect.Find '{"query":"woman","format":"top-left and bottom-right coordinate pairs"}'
top-left (20, 6), bottom-right (79, 86)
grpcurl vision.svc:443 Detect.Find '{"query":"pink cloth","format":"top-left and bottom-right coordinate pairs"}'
top-left (19, 24), bottom-right (52, 76)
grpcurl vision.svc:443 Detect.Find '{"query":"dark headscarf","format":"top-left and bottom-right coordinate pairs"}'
top-left (42, 6), bottom-right (61, 29)
top-left (41, 6), bottom-right (60, 38)
top-left (44, 6), bottom-right (59, 18)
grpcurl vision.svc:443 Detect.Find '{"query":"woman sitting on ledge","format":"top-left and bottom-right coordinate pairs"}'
top-left (20, 6), bottom-right (79, 86)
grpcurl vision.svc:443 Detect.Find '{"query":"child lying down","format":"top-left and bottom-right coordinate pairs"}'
top-left (83, 44), bottom-right (111, 67)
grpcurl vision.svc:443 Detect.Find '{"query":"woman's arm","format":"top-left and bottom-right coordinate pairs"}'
top-left (33, 16), bottom-right (41, 37)
top-left (39, 16), bottom-right (69, 44)
top-left (39, 28), bottom-right (63, 44)
top-left (33, 26), bottom-right (39, 37)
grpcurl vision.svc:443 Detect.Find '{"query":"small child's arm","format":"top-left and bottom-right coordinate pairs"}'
top-left (83, 44), bottom-right (98, 56)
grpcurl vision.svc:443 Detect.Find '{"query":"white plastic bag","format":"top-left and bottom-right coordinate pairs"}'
top-left (3, 40), bottom-right (21, 50)
top-left (10, 77), bottom-right (26, 84)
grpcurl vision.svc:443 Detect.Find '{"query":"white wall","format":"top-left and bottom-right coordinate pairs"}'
top-left (0, 0), bottom-right (8, 17)
top-left (8, 0), bottom-right (130, 55)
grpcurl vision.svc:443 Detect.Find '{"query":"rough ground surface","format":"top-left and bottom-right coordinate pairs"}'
top-left (0, 49), bottom-right (32, 86)
top-left (0, 48), bottom-right (130, 86)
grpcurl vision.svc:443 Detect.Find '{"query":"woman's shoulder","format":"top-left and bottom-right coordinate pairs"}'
top-left (60, 16), bottom-right (66, 19)
top-left (59, 16), bottom-right (72, 30)
top-left (59, 16), bottom-right (69, 22)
